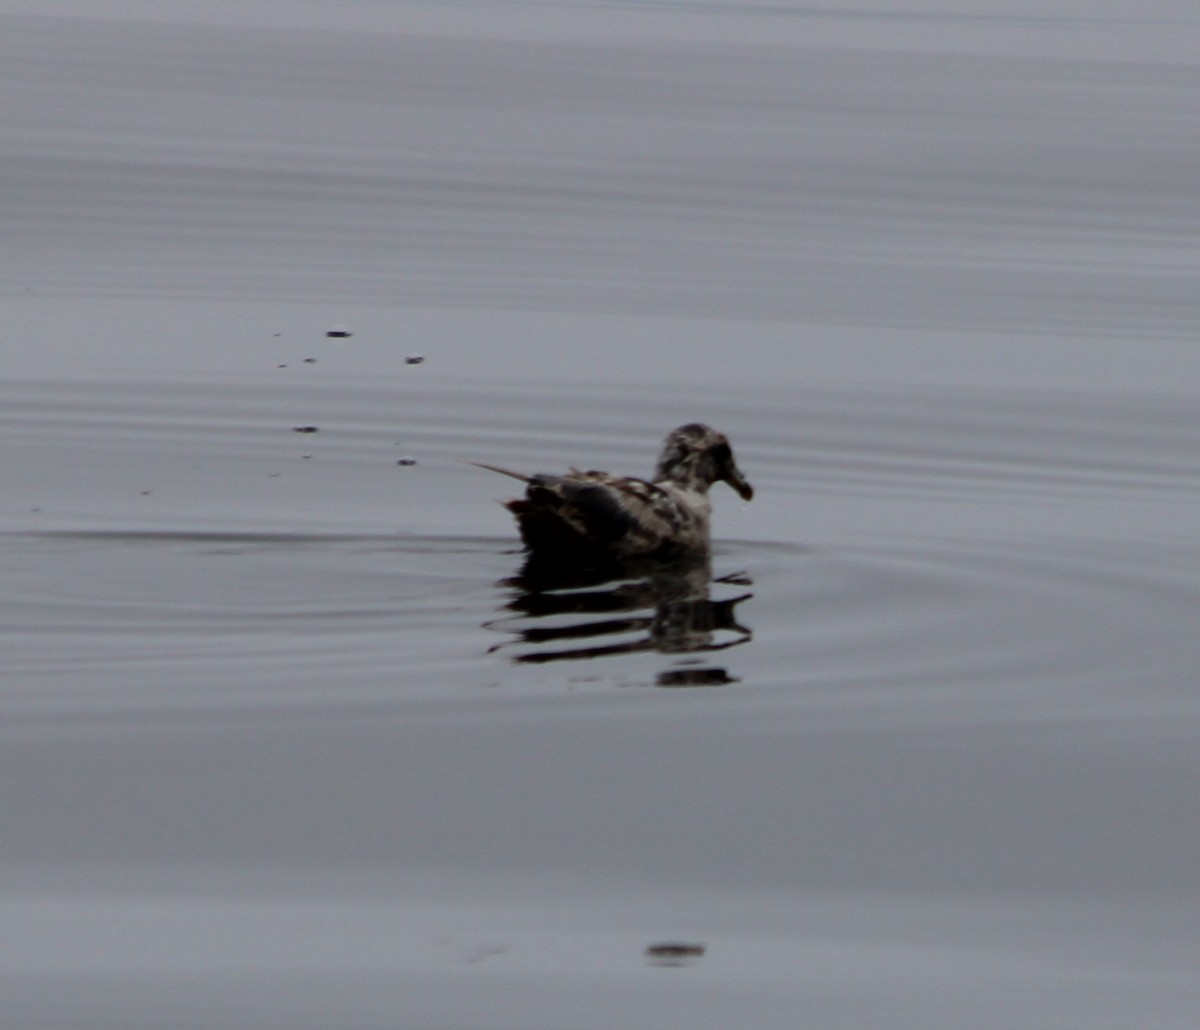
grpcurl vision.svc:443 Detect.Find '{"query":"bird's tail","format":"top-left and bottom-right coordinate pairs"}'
top-left (469, 461), bottom-right (531, 484)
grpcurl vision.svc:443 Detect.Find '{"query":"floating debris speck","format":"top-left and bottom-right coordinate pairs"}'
top-left (405, 354), bottom-right (425, 365)
top-left (656, 667), bottom-right (735, 688)
top-left (292, 425), bottom-right (319, 433)
top-left (303, 357), bottom-right (317, 364)
top-left (326, 326), bottom-right (352, 338)
top-left (646, 942), bottom-right (706, 967)
top-left (396, 456), bottom-right (417, 467)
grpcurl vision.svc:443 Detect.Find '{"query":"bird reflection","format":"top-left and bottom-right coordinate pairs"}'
top-left (486, 554), bottom-right (752, 682)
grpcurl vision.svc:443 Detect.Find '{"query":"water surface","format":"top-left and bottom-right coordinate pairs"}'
top-left (2, 2), bottom-right (1199, 1027)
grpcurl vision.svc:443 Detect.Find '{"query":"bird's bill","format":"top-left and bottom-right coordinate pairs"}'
top-left (724, 467), bottom-right (754, 501)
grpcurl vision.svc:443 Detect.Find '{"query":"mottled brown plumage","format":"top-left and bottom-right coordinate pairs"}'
top-left (477, 424), bottom-right (752, 564)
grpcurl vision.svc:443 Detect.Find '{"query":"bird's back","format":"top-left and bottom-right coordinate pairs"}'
top-left (508, 470), bottom-right (709, 561)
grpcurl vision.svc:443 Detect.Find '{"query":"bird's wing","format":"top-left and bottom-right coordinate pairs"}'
top-left (556, 473), bottom-right (693, 551)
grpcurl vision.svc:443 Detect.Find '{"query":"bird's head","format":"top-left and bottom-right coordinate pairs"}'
top-left (654, 424), bottom-right (753, 499)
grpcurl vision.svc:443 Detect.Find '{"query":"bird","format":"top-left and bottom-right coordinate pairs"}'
top-left (476, 423), bottom-right (752, 565)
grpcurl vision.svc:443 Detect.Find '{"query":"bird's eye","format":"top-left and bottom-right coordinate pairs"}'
top-left (710, 442), bottom-right (731, 463)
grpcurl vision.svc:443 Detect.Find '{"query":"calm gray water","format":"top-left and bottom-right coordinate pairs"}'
top-left (3, 2), bottom-right (1199, 1027)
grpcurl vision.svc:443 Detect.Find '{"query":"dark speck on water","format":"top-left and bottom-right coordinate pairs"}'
top-left (656, 666), bottom-right (735, 687)
top-left (646, 942), bottom-right (706, 967)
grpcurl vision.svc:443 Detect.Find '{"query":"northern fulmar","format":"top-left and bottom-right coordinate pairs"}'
top-left (477, 423), bottom-right (752, 564)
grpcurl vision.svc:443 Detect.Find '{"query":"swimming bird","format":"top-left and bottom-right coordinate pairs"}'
top-left (476, 424), bottom-right (752, 564)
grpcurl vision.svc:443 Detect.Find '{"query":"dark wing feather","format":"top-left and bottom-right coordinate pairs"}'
top-left (526, 476), bottom-right (638, 544)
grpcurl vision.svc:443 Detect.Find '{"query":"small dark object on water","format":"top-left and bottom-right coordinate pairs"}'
top-left (326, 326), bottom-right (352, 338)
top-left (656, 667), bottom-right (735, 688)
top-left (293, 425), bottom-right (319, 434)
top-left (397, 456), bottom-right (417, 467)
top-left (646, 942), bottom-right (706, 967)
top-left (405, 354), bottom-right (425, 365)
top-left (303, 357), bottom-right (316, 364)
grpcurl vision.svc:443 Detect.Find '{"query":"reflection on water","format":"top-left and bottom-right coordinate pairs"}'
top-left (486, 556), bottom-right (753, 679)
